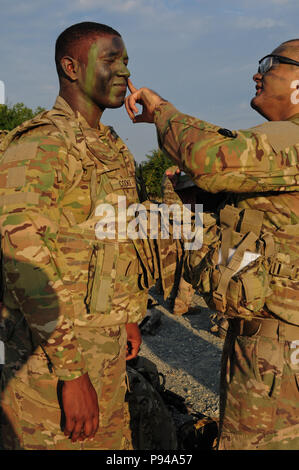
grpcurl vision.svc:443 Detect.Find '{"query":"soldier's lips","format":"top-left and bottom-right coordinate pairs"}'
top-left (255, 86), bottom-right (263, 96)
top-left (113, 83), bottom-right (127, 90)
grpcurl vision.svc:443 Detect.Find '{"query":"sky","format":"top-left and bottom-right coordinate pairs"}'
top-left (1, 0), bottom-right (299, 162)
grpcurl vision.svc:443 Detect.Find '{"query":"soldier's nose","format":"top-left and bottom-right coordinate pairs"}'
top-left (253, 72), bottom-right (262, 82)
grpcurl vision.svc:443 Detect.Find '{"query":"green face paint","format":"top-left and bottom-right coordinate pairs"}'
top-left (80, 35), bottom-right (130, 117)
top-left (85, 42), bottom-right (101, 113)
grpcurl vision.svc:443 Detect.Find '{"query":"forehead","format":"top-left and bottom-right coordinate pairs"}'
top-left (79, 34), bottom-right (127, 61)
top-left (271, 42), bottom-right (299, 60)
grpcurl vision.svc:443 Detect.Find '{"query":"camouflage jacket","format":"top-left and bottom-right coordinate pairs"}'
top-left (154, 103), bottom-right (299, 325)
top-left (0, 96), bottom-right (148, 380)
top-left (161, 166), bottom-right (182, 206)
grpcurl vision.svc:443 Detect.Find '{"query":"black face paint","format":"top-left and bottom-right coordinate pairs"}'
top-left (83, 35), bottom-right (130, 112)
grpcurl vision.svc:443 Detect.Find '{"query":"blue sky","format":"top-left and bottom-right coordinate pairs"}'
top-left (1, 0), bottom-right (299, 161)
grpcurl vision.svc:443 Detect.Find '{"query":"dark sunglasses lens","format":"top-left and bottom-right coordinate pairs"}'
top-left (259, 56), bottom-right (272, 74)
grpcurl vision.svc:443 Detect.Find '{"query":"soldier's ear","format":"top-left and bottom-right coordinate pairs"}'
top-left (60, 56), bottom-right (80, 81)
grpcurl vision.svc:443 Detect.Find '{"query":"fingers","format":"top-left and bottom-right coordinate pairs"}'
top-left (71, 419), bottom-right (84, 443)
top-left (64, 410), bottom-right (99, 442)
top-left (130, 342), bottom-right (140, 359)
top-left (126, 350), bottom-right (137, 361)
top-left (91, 414), bottom-right (99, 439)
top-left (125, 93), bottom-right (139, 121)
top-left (125, 80), bottom-right (139, 121)
top-left (65, 416), bottom-right (98, 442)
top-left (165, 167), bottom-right (181, 177)
top-left (82, 414), bottom-right (98, 441)
top-left (64, 413), bottom-right (75, 438)
top-left (126, 340), bottom-right (141, 361)
top-left (127, 78), bottom-right (138, 94)
top-left (167, 172), bottom-right (180, 190)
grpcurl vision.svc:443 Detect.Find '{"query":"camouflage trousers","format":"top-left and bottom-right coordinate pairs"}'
top-left (218, 318), bottom-right (299, 450)
top-left (1, 324), bottom-right (132, 450)
top-left (172, 277), bottom-right (195, 316)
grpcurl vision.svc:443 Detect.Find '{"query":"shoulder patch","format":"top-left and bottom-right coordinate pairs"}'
top-left (2, 141), bottom-right (39, 163)
top-left (248, 121), bottom-right (299, 153)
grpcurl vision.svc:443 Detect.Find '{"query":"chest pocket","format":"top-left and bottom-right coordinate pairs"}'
top-left (85, 239), bottom-right (141, 317)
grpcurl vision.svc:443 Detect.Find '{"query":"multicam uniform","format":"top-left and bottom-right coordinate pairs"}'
top-left (154, 102), bottom-right (299, 450)
top-left (0, 97), bottom-right (149, 450)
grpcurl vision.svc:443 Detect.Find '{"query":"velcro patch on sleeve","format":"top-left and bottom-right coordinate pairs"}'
top-left (0, 192), bottom-right (40, 208)
top-left (2, 141), bottom-right (39, 163)
top-left (6, 166), bottom-right (26, 188)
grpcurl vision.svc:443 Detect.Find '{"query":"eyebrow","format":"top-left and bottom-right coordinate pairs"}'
top-left (101, 50), bottom-right (129, 60)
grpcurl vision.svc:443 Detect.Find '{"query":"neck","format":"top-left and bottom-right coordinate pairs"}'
top-left (59, 85), bottom-right (104, 128)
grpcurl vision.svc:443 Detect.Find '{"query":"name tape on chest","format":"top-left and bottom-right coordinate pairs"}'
top-left (111, 178), bottom-right (136, 191)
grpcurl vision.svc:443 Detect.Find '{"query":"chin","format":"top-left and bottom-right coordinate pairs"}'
top-left (250, 95), bottom-right (259, 110)
top-left (108, 102), bottom-right (124, 109)
top-left (108, 98), bottom-right (126, 109)
top-left (250, 96), bottom-right (269, 120)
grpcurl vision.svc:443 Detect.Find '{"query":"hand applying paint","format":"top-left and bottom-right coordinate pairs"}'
top-left (125, 79), bottom-right (167, 123)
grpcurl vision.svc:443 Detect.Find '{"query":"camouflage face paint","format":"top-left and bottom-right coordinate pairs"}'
top-left (81, 35), bottom-right (130, 118)
top-left (85, 41), bottom-right (101, 113)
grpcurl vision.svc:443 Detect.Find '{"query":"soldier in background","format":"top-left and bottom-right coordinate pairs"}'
top-left (161, 165), bottom-right (228, 339)
top-left (161, 166), bottom-right (195, 315)
top-left (125, 40), bottom-right (299, 450)
top-left (0, 22), bottom-right (149, 450)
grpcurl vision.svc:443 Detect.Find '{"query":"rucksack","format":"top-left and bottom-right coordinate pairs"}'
top-left (126, 356), bottom-right (178, 450)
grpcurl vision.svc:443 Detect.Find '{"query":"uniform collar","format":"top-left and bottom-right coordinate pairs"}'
top-left (286, 113), bottom-right (299, 124)
top-left (53, 95), bottom-right (106, 132)
top-left (53, 96), bottom-right (75, 117)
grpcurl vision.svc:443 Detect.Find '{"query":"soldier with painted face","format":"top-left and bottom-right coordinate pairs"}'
top-left (125, 40), bottom-right (299, 450)
top-left (0, 22), bottom-right (150, 450)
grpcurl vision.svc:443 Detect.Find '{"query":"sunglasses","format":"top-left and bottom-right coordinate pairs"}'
top-left (258, 54), bottom-right (299, 74)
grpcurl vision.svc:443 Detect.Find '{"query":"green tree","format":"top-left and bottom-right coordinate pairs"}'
top-left (139, 149), bottom-right (173, 200)
top-left (0, 102), bottom-right (45, 131)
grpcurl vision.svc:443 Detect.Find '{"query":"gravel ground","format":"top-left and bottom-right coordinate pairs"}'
top-left (138, 287), bottom-right (226, 440)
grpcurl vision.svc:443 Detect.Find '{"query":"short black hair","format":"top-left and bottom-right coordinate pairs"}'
top-left (55, 22), bottom-right (121, 77)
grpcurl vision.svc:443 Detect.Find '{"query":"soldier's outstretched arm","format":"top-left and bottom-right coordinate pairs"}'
top-left (126, 84), bottom-right (299, 194)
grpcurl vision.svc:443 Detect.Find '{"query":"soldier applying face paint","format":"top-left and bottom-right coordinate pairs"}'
top-left (125, 39), bottom-right (299, 450)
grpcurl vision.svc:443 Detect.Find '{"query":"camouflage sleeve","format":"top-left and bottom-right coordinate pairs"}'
top-left (0, 134), bottom-right (87, 380)
top-left (154, 103), bottom-right (299, 193)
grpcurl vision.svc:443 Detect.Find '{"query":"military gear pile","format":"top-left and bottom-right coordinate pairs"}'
top-left (126, 356), bottom-right (178, 450)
